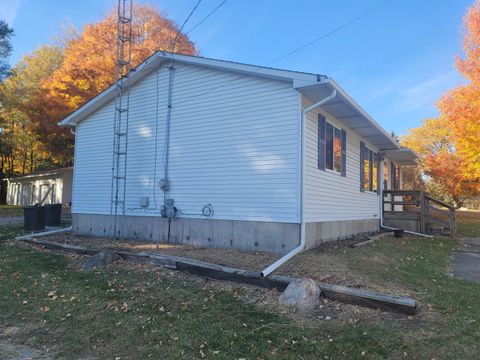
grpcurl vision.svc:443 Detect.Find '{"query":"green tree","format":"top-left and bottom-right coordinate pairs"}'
top-left (0, 45), bottom-right (64, 178)
top-left (0, 20), bottom-right (13, 79)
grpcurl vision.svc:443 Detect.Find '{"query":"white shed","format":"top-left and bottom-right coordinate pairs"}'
top-left (6, 167), bottom-right (73, 206)
top-left (58, 52), bottom-right (416, 254)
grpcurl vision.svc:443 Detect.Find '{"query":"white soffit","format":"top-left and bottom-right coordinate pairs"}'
top-left (297, 81), bottom-right (400, 151)
top-left (384, 148), bottom-right (418, 165)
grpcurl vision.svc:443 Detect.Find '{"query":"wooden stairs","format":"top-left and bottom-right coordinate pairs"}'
top-left (383, 190), bottom-right (456, 238)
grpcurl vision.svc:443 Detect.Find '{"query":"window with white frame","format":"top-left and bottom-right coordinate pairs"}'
top-left (360, 143), bottom-right (379, 193)
top-left (318, 114), bottom-right (346, 176)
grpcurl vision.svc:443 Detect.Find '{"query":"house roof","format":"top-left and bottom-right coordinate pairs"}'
top-left (384, 148), bottom-right (418, 165)
top-left (5, 167), bottom-right (73, 182)
top-left (58, 51), bottom-right (415, 161)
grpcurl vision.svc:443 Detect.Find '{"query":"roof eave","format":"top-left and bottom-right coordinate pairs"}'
top-left (58, 51), bottom-right (322, 128)
top-left (296, 79), bottom-right (401, 151)
top-left (323, 79), bottom-right (401, 151)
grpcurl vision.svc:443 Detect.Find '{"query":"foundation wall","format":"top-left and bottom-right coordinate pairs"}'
top-left (305, 219), bottom-right (380, 249)
top-left (73, 214), bottom-right (380, 254)
top-left (72, 213), bottom-right (300, 254)
top-left (383, 218), bottom-right (420, 233)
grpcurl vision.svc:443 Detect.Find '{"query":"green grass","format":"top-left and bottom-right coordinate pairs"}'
top-left (457, 218), bottom-right (480, 237)
top-left (1, 215), bottom-right (480, 359)
top-left (0, 224), bottom-right (25, 241)
top-left (0, 242), bottom-right (407, 359)
top-left (0, 205), bottom-right (23, 217)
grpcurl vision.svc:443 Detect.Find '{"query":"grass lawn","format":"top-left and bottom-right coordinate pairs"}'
top-left (0, 215), bottom-right (479, 359)
top-left (0, 205), bottom-right (23, 217)
top-left (0, 224), bottom-right (25, 241)
top-left (456, 210), bottom-right (480, 237)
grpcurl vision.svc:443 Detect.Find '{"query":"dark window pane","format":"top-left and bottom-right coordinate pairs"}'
top-left (368, 150), bottom-right (373, 191)
top-left (334, 128), bottom-right (341, 172)
top-left (326, 123), bottom-right (333, 170)
top-left (395, 166), bottom-right (401, 189)
top-left (363, 148), bottom-right (370, 191)
top-left (383, 161), bottom-right (388, 192)
top-left (391, 163), bottom-right (396, 190)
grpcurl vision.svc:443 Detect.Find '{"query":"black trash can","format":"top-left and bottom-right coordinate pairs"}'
top-left (44, 204), bottom-right (62, 226)
top-left (23, 205), bottom-right (46, 231)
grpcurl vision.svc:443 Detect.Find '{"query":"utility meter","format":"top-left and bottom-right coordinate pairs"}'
top-left (161, 198), bottom-right (177, 219)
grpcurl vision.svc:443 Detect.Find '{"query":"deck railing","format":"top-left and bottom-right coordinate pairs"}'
top-left (382, 190), bottom-right (456, 238)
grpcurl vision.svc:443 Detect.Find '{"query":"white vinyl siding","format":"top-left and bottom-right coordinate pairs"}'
top-left (72, 62), bottom-right (300, 222)
top-left (303, 96), bottom-right (381, 222)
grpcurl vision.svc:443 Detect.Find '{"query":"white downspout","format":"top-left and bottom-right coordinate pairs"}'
top-left (261, 89), bottom-right (337, 277)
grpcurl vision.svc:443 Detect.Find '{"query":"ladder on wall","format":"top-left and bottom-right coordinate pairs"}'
top-left (110, 0), bottom-right (133, 238)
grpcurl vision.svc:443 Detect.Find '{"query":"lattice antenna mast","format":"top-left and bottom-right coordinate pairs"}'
top-left (110, 0), bottom-right (133, 238)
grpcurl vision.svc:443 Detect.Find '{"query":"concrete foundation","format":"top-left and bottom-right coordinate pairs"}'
top-left (383, 218), bottom-right (420, 233)
top-left (304, 219), bottom-right (380, 249)
top-left (72, 214), bottom-right (381, 254)
top-left (72, 213), bottom-right (300, 254)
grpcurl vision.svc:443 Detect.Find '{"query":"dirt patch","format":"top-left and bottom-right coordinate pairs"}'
top-left (43, 233), bottom-right (279, 271)
top-left (115, 259), bottom-right (417, 330)
top-left (30, 233), bottom-right (409, 295)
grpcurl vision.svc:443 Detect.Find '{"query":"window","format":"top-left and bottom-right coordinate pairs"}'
top-left (325, 123), bottom-right (333, 170)
top-left (360, 143), bottom-right (378, 192)
top-left (363, 147), bottom-right (370, 191)
top-left (318, 114), bottom-right (347, 176)
top-left (325, 122), bottom-right (342, 173)
top-left (334, 128), bottom-right (342, 173)
top-left (383, 162), bottom-right (388, 190)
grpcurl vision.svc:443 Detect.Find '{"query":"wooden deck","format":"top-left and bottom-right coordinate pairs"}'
top-left (383, 190), bottom-right (456, 238)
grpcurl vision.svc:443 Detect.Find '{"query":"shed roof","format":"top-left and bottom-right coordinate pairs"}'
top-left (5, 167), bottom-right (73, 182)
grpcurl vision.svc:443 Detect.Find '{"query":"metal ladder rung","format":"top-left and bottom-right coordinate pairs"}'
top-left (118, 35), bottom-right (131, 42)
top-left (118, 16), bottom-right (132, 24)
top-left (115, 107), bottom-right (128, 113)
top-left (116, 60), bottom-right (130, 66)
top-left (115, 132), bottom-right (127, 136)
top-left (114, 151), bottom-right (126, 155)
top-left (113, 175), bottom-right (126, 179)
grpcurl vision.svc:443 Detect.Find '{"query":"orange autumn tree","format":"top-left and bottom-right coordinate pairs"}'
top-left (46, 4), bottom-right (197, 110)
top-left (438, 1), bottom-right (480, 181)
top-left (0, 45), bottom-right (64, 172)
top-left (403, 1), bottom-right (480, 207)
top-left (403, 117), bottom-right (478, 208)
top-left (46, 4), bottom-right (197, 111)
top-left (37, 4), bottom-right (197, 162)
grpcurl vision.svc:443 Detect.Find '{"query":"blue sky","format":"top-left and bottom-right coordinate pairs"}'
top-left (0, 0), bottom-right (472, 135)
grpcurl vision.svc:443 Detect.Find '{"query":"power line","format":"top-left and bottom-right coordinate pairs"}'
top-left (186, 0), bottom-right (227, 35)
top-left (173, 1), bottom-right (391, 107)
top-left (169, 0), bottom-right (203, 52)
top-left (266, 1), bottom-right (391, 66)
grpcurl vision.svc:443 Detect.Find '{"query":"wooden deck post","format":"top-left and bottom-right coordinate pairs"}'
top-left (449, 208), bottom-right (456, 238)
top-left (419, 191), bottom-right (426, 234)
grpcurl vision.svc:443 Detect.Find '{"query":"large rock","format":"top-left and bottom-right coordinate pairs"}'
top-left (80, 251), bottom-right (120, 270)
top-left (278, 278), bottom-right (320, 313)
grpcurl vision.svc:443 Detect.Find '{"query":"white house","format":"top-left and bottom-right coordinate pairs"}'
top-left (6, 167), bottom-right (73, 206)
top-left (58, 52), bottom-right (416, 254)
